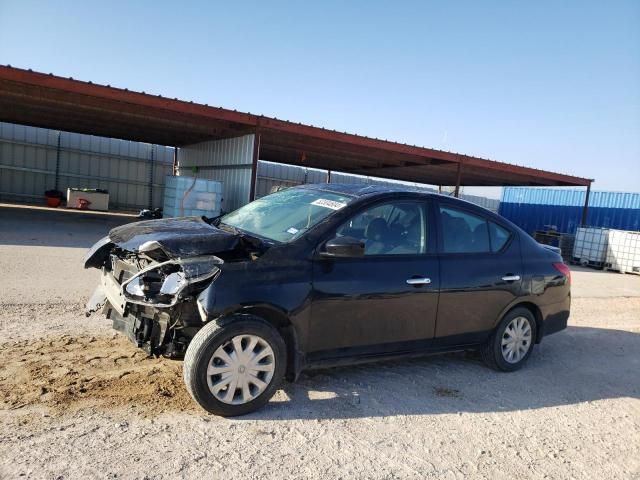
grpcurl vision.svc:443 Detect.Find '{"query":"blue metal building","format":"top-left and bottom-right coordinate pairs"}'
top-left (499, 187), bottom-right (640, 234)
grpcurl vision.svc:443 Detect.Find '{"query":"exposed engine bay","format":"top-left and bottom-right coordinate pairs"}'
top-left (84, 216), bottom-right (267, 358)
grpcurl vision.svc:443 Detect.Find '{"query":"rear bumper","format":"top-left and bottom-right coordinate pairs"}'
top-left (538, 296), bottom-right (570, 340)
top-left (541, 310), bottom-right (569, 337)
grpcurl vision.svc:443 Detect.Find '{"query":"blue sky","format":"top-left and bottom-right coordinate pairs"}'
top-left (1, 0), bottom-right (638, 197)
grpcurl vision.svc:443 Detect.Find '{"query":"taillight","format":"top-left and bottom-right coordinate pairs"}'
top-left (552, 262), bottom-right (571, 286)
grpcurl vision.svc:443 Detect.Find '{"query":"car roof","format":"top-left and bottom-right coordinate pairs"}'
top-left (296, 183), bottom-right (507, 221)
top-left (293, 183), bottom-right (533, 244)
top-left (298, 182), bottom-right (437, 198)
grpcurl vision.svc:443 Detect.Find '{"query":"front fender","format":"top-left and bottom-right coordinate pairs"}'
top-left (84, 236), bottom-right (113, 269)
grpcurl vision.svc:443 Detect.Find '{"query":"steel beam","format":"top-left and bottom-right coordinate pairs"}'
top-left (54, 131), bottom-right (61, 191)
top-left (581, 181), bottom-right (592, 226)
top-left (249, 130), bottom-right (261, 201)
top-left (148, 145), bottom-right (154, 208)
top-left (172, 146), bottom-right (178, 175)
top-left (454, 162), bottom-right (462, 197)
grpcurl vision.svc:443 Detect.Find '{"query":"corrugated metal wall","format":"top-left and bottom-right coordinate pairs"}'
top-left (256, 162), bottom-right (327, 198)
top-left (1, 121), bottom-right (501, 215)
top-left (457, 192), bottom-right (501, 212)
top-left (502, 187), bottom-right (640, 209)
top-left (0, 122), bottom-right (173, 209)
top-left (255, 161), bottom-right (500, 212)
top-left (499, 187), bottom-right (640, 234)
top-left (178, 134), bottom-right (254, 212)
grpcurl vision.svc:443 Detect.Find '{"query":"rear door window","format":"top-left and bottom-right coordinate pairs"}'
top-left (439, 206), bottom-right (490, 253)
top-left (439, 206), bottom-right (512, 253)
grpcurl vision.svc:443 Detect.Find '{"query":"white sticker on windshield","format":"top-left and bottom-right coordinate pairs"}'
top-left (286, 227), bottom-right (299, 235)
top-left (311, 198), bottom-right (347, 210)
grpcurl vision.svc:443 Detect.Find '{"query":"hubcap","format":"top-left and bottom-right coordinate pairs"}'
top-left (206, 334), bottom-right (276, 405)
top-left (501, 316), bottom-right (532, 364)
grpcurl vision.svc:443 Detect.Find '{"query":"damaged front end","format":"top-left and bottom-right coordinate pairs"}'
top-left (84, 217), bottom-right (264, 358)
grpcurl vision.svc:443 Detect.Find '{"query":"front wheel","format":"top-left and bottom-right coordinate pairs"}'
top-left (482, 307), bottom-right (536, 372)
top-left (183, 315), bottom-right (286, 416)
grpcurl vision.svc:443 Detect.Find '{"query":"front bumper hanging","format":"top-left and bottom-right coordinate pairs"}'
top-left (85, 271), bottom-right (171, 356)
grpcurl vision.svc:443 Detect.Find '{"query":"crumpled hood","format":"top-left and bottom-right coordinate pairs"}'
top-left (84, 217), bottom-right (244, 268)
top-left (108, 216), bottom-right (240, 257)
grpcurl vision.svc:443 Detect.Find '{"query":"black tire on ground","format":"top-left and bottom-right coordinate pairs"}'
top-left (481, 307), bottom-right (537, 372)
top-left (183, 314), bottom-right (287, 417)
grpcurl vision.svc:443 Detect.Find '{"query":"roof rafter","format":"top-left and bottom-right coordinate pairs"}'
top-left (0, 65), bottom-right (593, 187)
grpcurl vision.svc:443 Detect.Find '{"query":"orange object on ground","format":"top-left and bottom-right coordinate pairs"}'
top-left (46, 197), bottom-right (62, 208)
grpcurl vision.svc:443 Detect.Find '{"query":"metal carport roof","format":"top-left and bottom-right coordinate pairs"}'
top-left (0, 65), bottom-right (592, 188)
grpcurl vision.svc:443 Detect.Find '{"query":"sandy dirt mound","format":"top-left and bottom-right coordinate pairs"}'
top-left (0, 334), bottom-right (199, 417)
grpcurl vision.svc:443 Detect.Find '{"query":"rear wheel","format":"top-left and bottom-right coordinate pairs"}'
top-left (482, 307), bottom-right (536, 372)
top-left (183, 315), bottom-right (286, 416)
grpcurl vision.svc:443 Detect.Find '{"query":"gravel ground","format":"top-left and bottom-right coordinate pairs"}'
top-left (1, 205), bottom-right (639, 479)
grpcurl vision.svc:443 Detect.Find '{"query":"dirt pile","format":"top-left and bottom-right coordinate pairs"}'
top-left (0, 334), bottom-right (199, 417)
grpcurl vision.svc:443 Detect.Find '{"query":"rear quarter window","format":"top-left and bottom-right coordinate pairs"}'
top-left (489, 221), bottom-right (511, 252)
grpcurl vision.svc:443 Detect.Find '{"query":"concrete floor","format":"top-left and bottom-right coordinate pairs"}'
top-left (0, 203), bottom-right (135, 305)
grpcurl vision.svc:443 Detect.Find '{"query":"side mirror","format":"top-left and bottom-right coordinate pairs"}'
top-left (320, 236), bottom-right (365, 258)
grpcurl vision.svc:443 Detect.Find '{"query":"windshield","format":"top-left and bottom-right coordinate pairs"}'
top-left (219, 188), bottom-right (354, 242)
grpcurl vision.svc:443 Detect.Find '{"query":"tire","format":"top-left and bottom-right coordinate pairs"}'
top-left (183, 314), bottom-right (286, 416)
top-left (481, 307), bottom-right (537, 372)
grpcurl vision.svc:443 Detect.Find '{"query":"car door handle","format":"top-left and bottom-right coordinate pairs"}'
top-left (501, 275), bottom-right (521, 282)
top-left (406, 277), bottom-right (431, 285)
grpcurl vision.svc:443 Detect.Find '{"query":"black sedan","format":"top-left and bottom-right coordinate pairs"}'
top-left (85, 184), bottom-right (571, 416)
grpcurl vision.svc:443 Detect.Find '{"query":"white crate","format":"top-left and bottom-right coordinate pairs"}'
top-left (573, 227), bottom-right (609, 264)
top-left (67, 188), bottom-right (109, 211)
top-left (606, 230), bottom-right (640, 274)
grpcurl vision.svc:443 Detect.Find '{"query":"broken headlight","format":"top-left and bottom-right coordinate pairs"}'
top-left (121, 255), bottom-right (223, 308)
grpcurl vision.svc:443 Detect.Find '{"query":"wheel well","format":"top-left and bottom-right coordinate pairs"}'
top-left (508, 302), bottom-right (544, 343)
top-left (239, 306), bottom-right (300, 380)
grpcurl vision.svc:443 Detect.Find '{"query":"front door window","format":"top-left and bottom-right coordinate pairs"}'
top-left (336, 201), bottom-right (427, 255)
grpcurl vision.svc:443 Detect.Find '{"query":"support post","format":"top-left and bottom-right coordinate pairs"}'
top-left (54, 131), bottom-right (61, 192)
top-left (327, 169), bottom-right (332, 183)
top-left (172, 146), bottom-right (178, 176)
top-left (438, 184), bottom-right (442, 194)
top-left (148, 145), bottom-right (155, 208)
top-left (454, 162), bottom-right (462, 197)
top-left (249, 131), bottom-right (261, 201)
top-left (581, 181), bottom-right (592, 226)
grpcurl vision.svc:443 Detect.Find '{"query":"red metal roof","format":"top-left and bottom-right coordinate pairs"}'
top-left (0, 65), bottom-right (592, 187)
